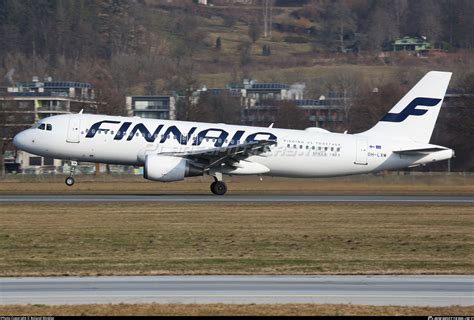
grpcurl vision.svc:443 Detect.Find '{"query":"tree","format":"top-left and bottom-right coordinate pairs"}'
top-left (248, 20), bottom-right (261, 42)
top-left (432, 72), bottom-right (474, 171)
top-left (262, 44), bottom-right (271, 56)
top-left (365, 2), bottom-right (401, 52)
top-left (323, 70), bottom-right (365, 129)
top-left (223, 14), bottom-right (237, 28)
top-left (404, 0), bottom-right (442, 43)
top-left (0, 96), bottom-right (25, 176)
top-left (274, 101), bottom-right (310, 130)
top-left (238, 41), bottom-right (252, 66)
top-left (320, 0), bottom-right (356, 52)
top-left (348, 82), bottom-right (406, 133)
top-left (186, 92), bottom-right (242, 124)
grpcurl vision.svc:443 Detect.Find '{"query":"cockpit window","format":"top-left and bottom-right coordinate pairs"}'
top-left (46, 124), bottom-right (52, 131)
top-left (38, 123), bottom-right (46, 130)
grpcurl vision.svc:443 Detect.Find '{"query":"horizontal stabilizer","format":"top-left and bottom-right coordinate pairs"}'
top-left (393, 147), bottom-right (448, 155)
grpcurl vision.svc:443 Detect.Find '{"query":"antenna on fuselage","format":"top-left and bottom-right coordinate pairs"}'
top-left (79, 109), bottom-right (83, 114)
top-left (268, 123), bottom-right (274, 128)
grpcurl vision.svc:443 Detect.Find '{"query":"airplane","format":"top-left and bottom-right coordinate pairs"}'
top-left (13, 71), bottom-right (454, 195)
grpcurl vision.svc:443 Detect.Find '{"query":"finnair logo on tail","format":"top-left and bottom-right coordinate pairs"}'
top-left (381, 97), bottom-right (442, 122)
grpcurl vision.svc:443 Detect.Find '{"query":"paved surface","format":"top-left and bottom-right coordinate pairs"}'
top-left (0, 194), bottom-right (473, 203)
top-left (1, 276), bottom-right (472, 306)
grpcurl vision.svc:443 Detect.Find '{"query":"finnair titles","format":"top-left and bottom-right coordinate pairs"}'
top-left (14, 71), bottom-right (454, 195)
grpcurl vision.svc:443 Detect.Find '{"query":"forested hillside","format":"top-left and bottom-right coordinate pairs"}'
top-left (0, 0), bottom-right (473, 169)
top-left (1, 0), bottom-right (474, 95)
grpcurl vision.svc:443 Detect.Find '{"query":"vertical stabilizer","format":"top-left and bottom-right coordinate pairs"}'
top-left (361, 71), bottom-right (452, 143)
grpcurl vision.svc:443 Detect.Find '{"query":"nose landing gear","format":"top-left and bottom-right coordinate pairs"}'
top-left (65, 161), bottom-right (77, 187)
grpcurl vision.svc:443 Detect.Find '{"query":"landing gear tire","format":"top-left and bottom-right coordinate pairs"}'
top-left (65, 176), bottom-right (75, 187)
top-left (210, 181), bottom-right (227, 195)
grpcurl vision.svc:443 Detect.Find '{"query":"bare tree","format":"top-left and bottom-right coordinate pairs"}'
top-left (274, 101), bottom-right (310, 130)
top-left (366, 3), bottom-right (400, 52)
top-left (187, 92), bottom-right (242, 124)
top-left (262, 0), bottom-right (273, 38)
top-left (248, 20), bottom-right (261, 42)
top-left (320, 0), bottom-right (355, 52)
top-left (348, 82), bottom-right (406, 133)
top-left (323, 70), bottom-right (365, 129)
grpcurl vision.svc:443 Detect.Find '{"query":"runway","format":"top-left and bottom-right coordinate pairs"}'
top-left (1, 276), bottom-right (472, 306)
top-left (0, 194), bottom-right (473, 203)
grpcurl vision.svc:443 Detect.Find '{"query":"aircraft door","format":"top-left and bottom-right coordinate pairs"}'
top-left (66, 115), bottom-right (81, 143)
top-left (354, 138), bottom-right (368, 165)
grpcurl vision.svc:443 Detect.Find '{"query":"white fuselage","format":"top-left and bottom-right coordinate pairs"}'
top-left (13, 113), bottom-right (453, 178)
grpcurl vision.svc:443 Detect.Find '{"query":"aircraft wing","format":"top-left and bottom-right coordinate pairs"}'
top-left (160, 140), bottom-right (276, 170)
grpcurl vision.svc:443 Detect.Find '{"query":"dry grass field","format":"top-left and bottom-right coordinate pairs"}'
top-left (0, 201), bottom-right (472, 276)
top-left (0, 174), bottom-right (473, 195)
top-left (1, 303), bottom-right (473, 316)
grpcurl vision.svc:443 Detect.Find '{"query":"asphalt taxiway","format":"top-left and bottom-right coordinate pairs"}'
top-left (1, 276), bottom-right (472, 306)
top-left (0, 194), bottom-right (473, 203)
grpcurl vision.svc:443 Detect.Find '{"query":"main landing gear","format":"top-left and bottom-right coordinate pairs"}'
top-left (65, 161), bottom-right (77, 187)
top-left (210, 172), bottom-right (227, 195)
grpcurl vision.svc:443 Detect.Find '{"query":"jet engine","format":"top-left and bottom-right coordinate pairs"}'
top-left (144, 155), bottom-right (203, 182)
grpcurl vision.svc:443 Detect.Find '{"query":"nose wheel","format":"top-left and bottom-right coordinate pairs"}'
top-left (65, 176), bottom-right (75, 186)
top-left (65, 161), bottom-right (77, 187)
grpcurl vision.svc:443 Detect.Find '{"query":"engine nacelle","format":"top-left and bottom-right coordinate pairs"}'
top-left (144, 155), bottom-right (203, 182)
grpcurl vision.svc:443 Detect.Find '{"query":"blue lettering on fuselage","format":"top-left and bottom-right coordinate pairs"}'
top-left (192, 128), bottom-right (228, 147)
top-left (245, 132), bottom-right (277, 143)
top-left (127, 123), bottom-right (164, 143)
top-left (86, 120), bottom-right (121, 138)
top-left (86, 121), bottom-right (278, 145)
top-left (159, 125), bottom-right (197, 145)
top-left (114, 122), bottom-right (132, 140)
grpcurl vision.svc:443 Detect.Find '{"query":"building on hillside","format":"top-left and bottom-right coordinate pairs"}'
top-left (0, 77), bottom-right (98, 173)
top-left (295, 97), bottom-right (346, 132)
top-left (125, 95), bottom-right (176, 120)
top-left (392, 36), bottom-right (432, 52)
top-left (241, 97), bottom-right (346, 131)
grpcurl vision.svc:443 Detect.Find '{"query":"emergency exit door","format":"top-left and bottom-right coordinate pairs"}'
top-left (354, 138), bottom-right (368, 165)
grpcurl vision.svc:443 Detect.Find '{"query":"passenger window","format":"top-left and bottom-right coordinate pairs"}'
top-left (331, 147), bottom-right (334, 151)
top-left (38, 123), bottom-right (45, 130)
top-left (46, 124), bottom-right (52, 131)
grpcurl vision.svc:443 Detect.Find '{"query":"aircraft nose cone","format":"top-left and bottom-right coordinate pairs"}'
top-left (13, 130), bottom-right (29, 150)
